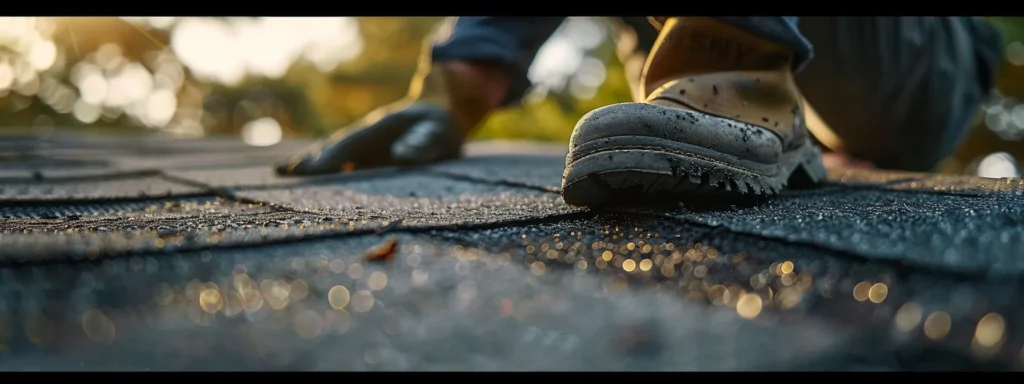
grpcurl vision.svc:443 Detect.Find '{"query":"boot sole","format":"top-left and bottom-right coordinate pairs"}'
top-left (561, 136), bottom-right (827, 206)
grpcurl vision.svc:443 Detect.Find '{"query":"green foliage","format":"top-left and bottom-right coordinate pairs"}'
top-left (990, 17), bottom-right (1024, 43)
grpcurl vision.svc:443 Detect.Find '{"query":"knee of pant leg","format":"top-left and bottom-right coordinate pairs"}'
top-left (430, 17), bottom-right (566, 107)
top-left (797, 17), bottom-right (997, 171)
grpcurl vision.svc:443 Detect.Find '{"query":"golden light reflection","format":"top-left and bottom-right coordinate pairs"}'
top-left (240, 277), bottom-right (264, 313)
top-left (290, 280), bottom-right (310, 300)
top-left (199, 286), bottom-right (223, 314)
top-left (545, 249), bottom-right (558, 260)
top-left (329, 259), bottom-right (346, 274)
top-left (867, 283), bottom-right (888, 304)
top-left (326, 309), bottom-right (354, 335)
top-left (530, 261), bottom-right (546, 276)
top-left (347, 263), bottom-right (365, 279)
top-left (736, 293), bottom-right (762, 319)
top-left (660, 263), bottom-right (675, 277)
top-left (708, 285), bottom-right (727, 305)
top-left (894, 302), bottom-right (923, 332)
top-left (622, 259), bottom-right (636, 272)
top-left (780, 272), bottom-right (795, 286)
top-left (923, 311), bottom-right (952, 340)
top-left (351, 290), bottom-right (375, 313)
top-left (261, 279), bottom-right (291, 310)
top-left (293, 310), bottom-right (324, 339)
top-left (779, 261), bottom-right (794, 274)
top-left (81, 309), bottom-right (115, 343)
top-left (691, 264), bottom-right (706, 278)
top-left (328, 285), bottom-right (351, 310)
top-left (368, 271), bottom-right (389, 291)
top-left (776, 288), bottom-right (802, 309)
top-left (852, 282), bottom-right (871, 302)
top-left (638, 259), bottom-right (652, 272)
top-left (974, 313), bottom-right (1006, 347)
top-left (725, 286), bottom-right (744, 307)
top-left (241, 117), bottom-right (282, 147)
top-left (223, 291), bottom-right (244, 318)
top-left (233, 273), bottom-right (254, 292)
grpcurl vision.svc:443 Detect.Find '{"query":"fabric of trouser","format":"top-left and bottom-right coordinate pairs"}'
top-left (430, 16), bottom-right (1004, 171)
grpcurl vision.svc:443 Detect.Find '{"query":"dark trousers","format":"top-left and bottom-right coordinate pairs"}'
top-left (432, 17), bottom-right (1004, 171)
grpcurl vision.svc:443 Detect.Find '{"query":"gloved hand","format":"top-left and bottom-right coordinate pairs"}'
top-left (274, 100), bottom-right (462, 175)
top-left (275, 53), bottom-right (501, 176)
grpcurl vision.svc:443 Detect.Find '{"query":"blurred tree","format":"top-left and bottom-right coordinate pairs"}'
top-left (0, 17), bottom-right (190, 133)
top-left (945, 17), bottom-right (1024, 173)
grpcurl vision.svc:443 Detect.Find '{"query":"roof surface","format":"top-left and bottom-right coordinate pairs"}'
top-left (1, 134), bottom-right (1022, 370)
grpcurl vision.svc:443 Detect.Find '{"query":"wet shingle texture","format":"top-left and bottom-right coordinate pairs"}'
top-left (0, 134), bottom-right (1022, 371)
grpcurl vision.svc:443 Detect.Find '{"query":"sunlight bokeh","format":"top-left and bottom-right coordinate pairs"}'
top-left (165, 17), bottom-right (363, 85)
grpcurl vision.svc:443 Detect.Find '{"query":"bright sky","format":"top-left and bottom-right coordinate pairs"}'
top-left (166, 17), bottom-right (363, 85)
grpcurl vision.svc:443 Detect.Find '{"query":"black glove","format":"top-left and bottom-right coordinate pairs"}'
top-left (275, 101), bottom-right (463, 175)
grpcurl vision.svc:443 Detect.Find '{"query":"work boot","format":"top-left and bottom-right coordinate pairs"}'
top-left (275, 38), bottom-right (499, 175)
top-left (561, 17), bottom-right (827, 206)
